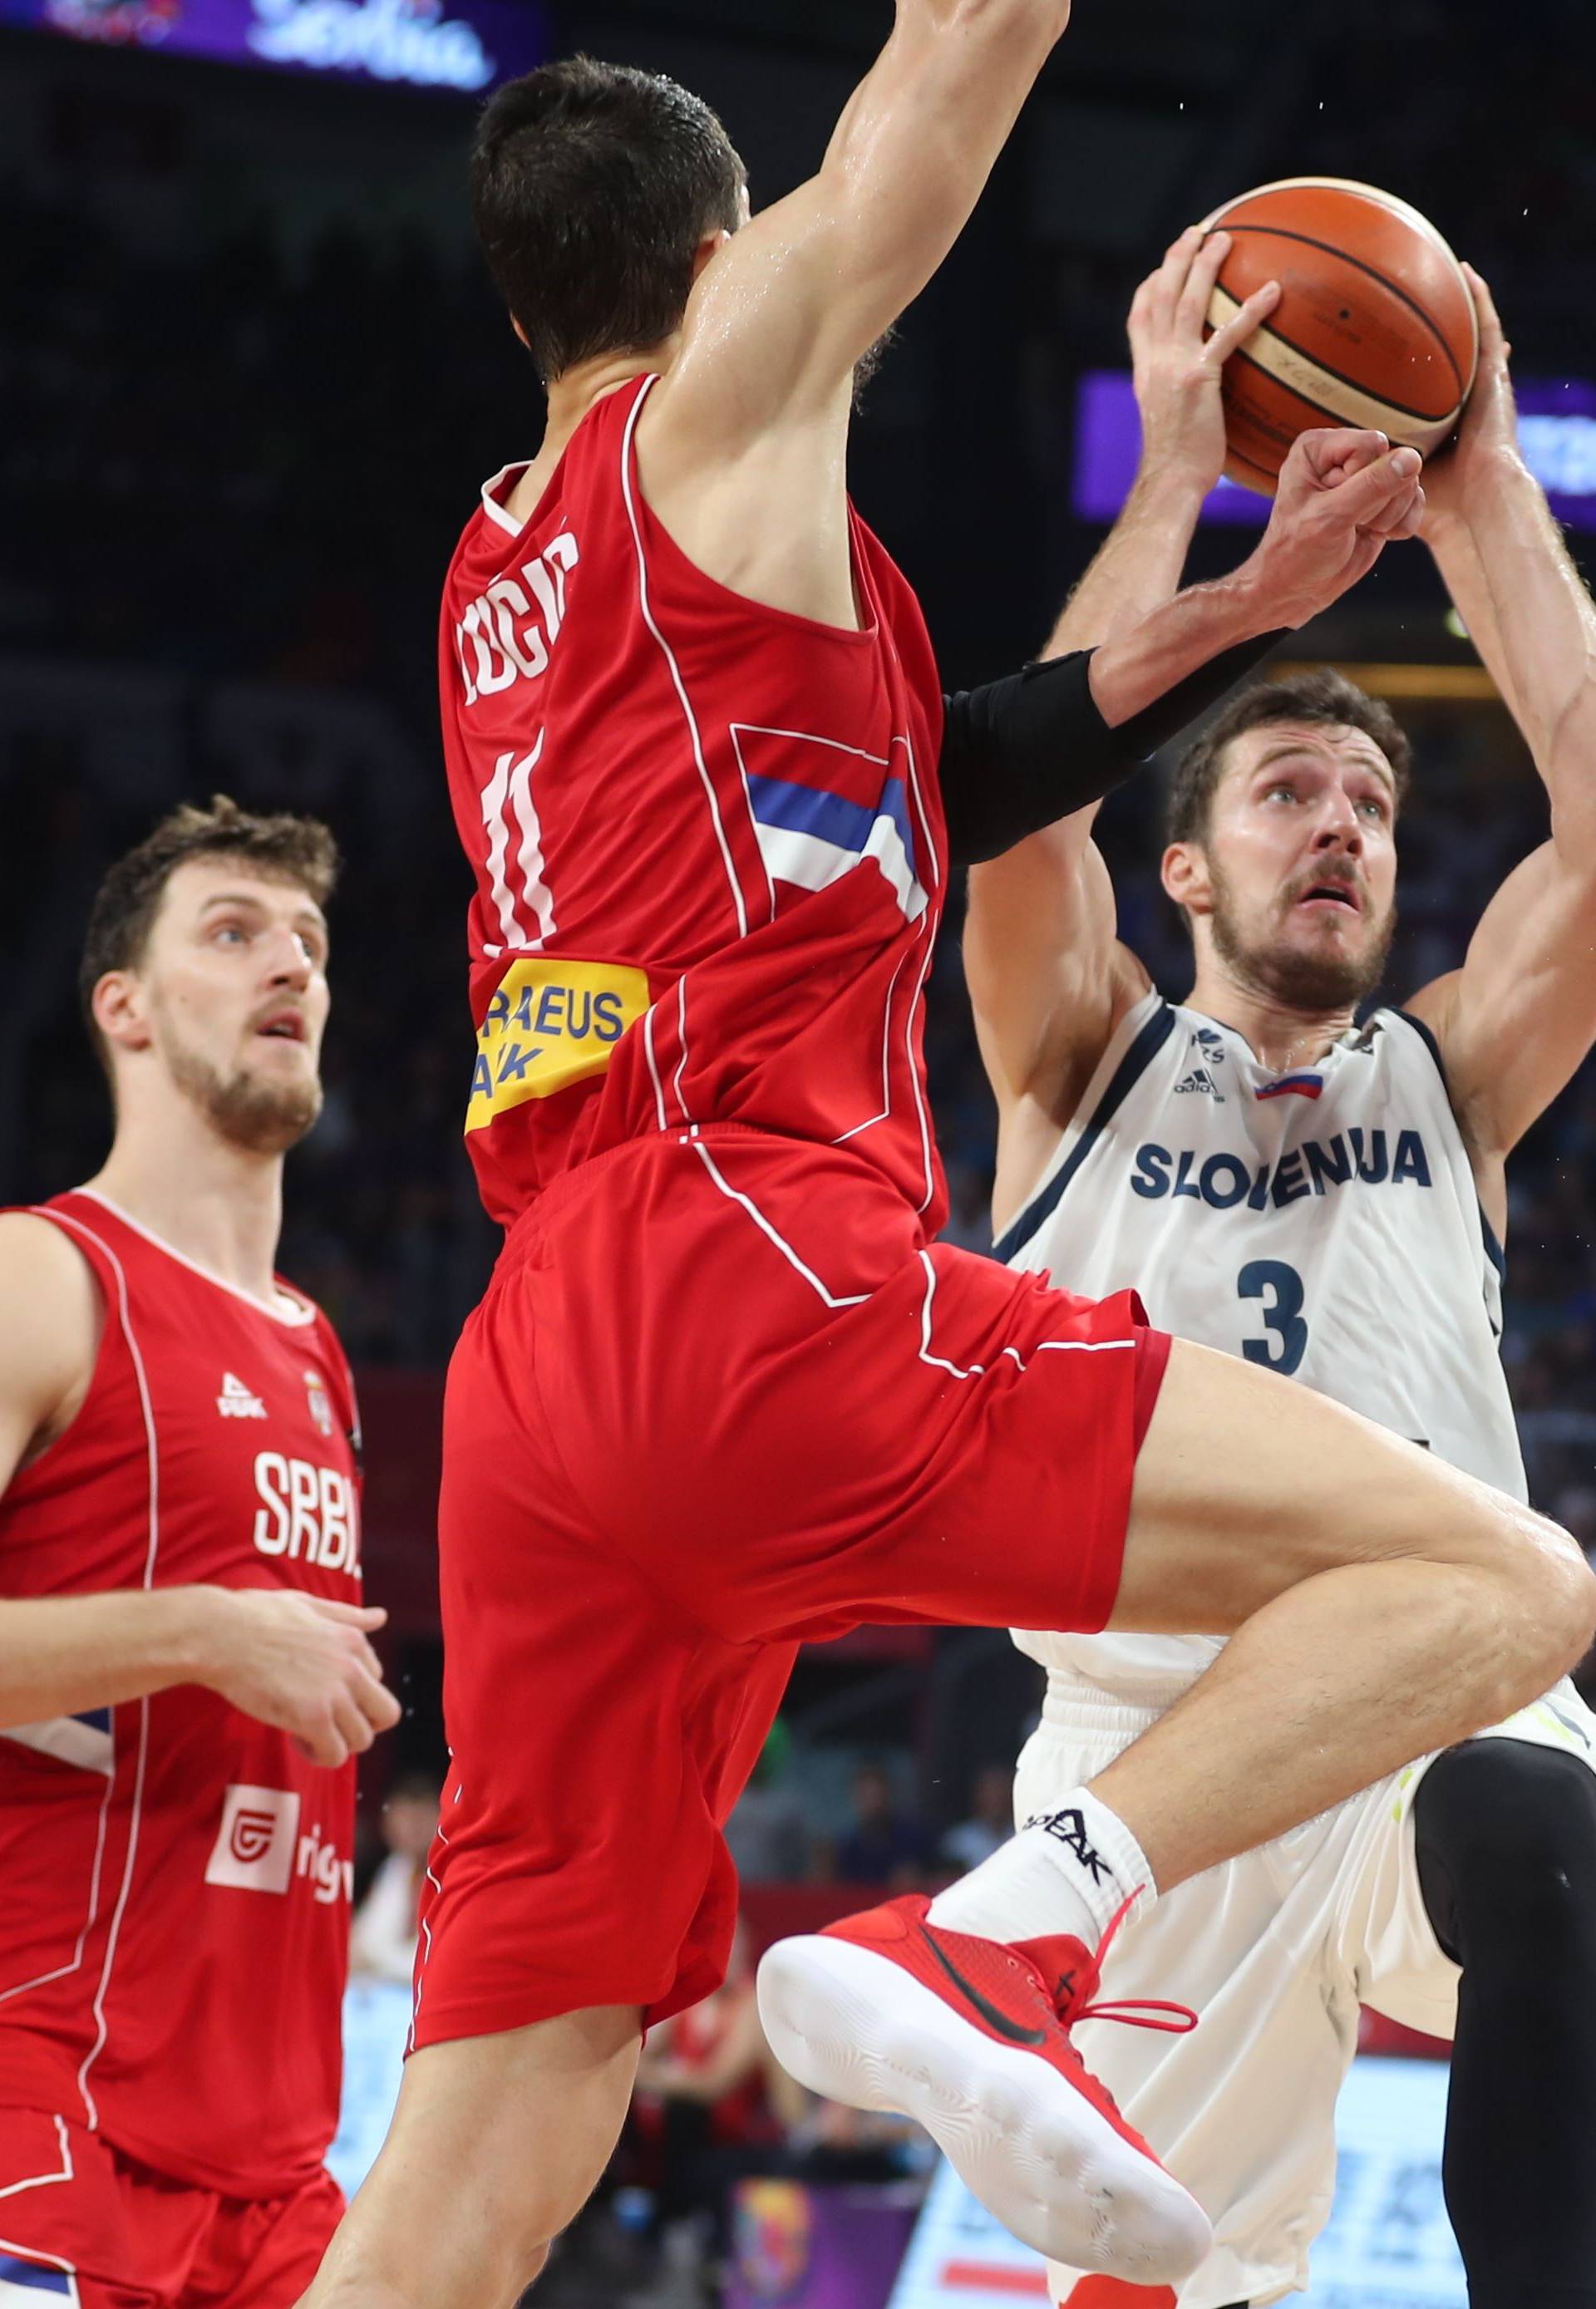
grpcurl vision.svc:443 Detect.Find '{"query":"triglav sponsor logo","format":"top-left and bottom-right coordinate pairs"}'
top-left (247, 0), bottom-right (495, 91)
top-left (205, 1785), bottom-right (299, 1895)
top-left (205, 1785), bottom-right (354, 1903)
top-left (229, 1806), bottom-right (280, 1865)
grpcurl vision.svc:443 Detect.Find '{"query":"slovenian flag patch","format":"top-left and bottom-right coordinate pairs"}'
top-left (1255, 1073), bottom-right (1324, 1102)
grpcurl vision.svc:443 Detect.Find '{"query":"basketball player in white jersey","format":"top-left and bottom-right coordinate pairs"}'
top-left (952, 239), bottom-right (1596, 2308)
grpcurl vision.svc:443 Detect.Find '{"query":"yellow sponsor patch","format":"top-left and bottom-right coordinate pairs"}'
top-left (466, 958), bottom-right (650, 1133)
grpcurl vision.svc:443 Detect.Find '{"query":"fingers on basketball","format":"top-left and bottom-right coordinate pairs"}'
top-left (1198, 179), bottom-right (1476, 495)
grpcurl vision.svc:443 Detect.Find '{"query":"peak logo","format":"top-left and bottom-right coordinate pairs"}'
top-left (204, 1785), bottom-right (353, 1903)
top-left (219, 1371), bottom-right (267, 1419)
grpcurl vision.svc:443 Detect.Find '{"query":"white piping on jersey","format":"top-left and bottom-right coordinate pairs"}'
top-left (833, 946), bottom-right (913, 1147)
top-left (0, 2117), bottom-right (74, 2202)
top-left (619, 378), bottom-right (751, 939)
top-left (66, 1191), bottom-right (315, 1328)
top-left (902, 906), bottom-right (938, 1217)
top-left (688, 1138), bottom-right (869, 1310)
top-left (478, 461), bottom-right (530, 538)
top-left (408, 1808), bottom-right (452, 2055)
top-left (37, 1212), bottom-right (161, 2134)
top-left (643, 1005), bottom-right (670, 1131)
top-left (672, 977), bottom-right (694, 1127)
top-left (727, 726), bottom-right (778, 922)
top-left (914, 1251), bottom-right (1134, 1380)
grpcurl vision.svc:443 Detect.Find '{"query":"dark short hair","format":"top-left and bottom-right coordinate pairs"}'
top-left (1165, 669), bottom-right (1412, 849)
top-left (470, 56), bottom-right (746, 382)
top-left (79, 795), bottom-right (340, 1074)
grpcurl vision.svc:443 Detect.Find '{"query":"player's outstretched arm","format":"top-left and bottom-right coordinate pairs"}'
top-left (0, 1214), bottom-right (400, 1769)
top-left (1408, 268), bottom-right (1596, 1176)
top-left (653, 0), bottom-right (1071, 450)
top-left (966, 230), bottom-right (1278, 1217)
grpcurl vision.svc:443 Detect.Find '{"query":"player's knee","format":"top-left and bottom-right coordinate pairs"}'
top-left (1453, 1499), bottom-right (1596, 1701)
top-left (1517, 1522), bottom-right (1596, 1686)
top-left (1416, 1738), bottom-right (1596, 1962)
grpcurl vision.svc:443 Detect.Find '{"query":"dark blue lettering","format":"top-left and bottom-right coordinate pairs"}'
top-left (1305, 1134), bottom-right (1352, 1195)
top-left (1172, 1150), bottom-right (1202, 1200)
top-left (1392, 1130), bottom-right (1431, 1187)
top-left (593, 992), bottom-right (627, 1043)
top-left (534, 985), bottom-right (567, 1036)
top-left (1351, 1127), bottom-right (1389, 1184)
top-left (1239, 1260), bottom-right (1309, 1376)
top-left (1130, 1144), bottom-right (1171, 1199)
top-left (567, 991), bottom-right (594, 1037)
top-left (484, 988), bottom-right (510, 1029)
top-left (1272, 1149), bottom-right (1310, 1206)
top-left (513, 984), bottom-right (536, 1031)
top-left (470, 1055), bottom-right (492, 1100)
top-left (1199, 1153), bottom-right (1250, 1209)
top-left (1247, 1162), bottom-right (1273, 1211)
top-left (495, 1042), bottom-right (541, 1086)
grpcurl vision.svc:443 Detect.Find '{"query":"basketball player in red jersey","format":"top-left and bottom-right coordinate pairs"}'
top-left (0, 799), bottom-right (401, 2306)
top-left (302, 17), bottom-right (1594, 2307)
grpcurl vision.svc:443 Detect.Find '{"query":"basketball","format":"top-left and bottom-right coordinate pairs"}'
top-left (1201, 177), bottom-right (1478, 493)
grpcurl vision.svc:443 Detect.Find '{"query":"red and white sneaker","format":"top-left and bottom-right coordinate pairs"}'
top-left (756, 1893), bottom-right (1210, 2283)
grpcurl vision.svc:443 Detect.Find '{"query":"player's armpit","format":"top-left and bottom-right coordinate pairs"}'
top-left (0, 1214), bottom-right (102, 1493)
top-left (1406, 839), bottom-right (1596, 1164)
top-left (966, 828), bottom-right (1150, 1235)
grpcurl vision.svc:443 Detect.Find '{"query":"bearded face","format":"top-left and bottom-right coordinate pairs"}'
top-left (1207, 848), bottom-right (1397, 1013)
top-left (106, 859), bottom-right (331, 1155)
top-left (159, 1013), bottom-right (324, 1155)
top-left (1169, 721), bottom-right (1403, 1017)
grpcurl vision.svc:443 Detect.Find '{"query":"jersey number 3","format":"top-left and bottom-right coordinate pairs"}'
top-left (1238, 1259), bottom-right (1308, 1376)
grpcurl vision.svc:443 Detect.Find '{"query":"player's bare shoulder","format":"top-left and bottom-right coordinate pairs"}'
top-left (0, 1211), bottom-right (104, 1479)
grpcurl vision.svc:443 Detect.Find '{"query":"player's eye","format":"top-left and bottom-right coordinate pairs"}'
top-left (1264, 783), bottom-right (1298, 803)
top-left (1357, 796), bottom-right (1387, 820)
top-left (211, 922), bottom-right (249, 944)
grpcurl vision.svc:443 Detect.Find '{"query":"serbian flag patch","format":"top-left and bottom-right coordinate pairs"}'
top-left (0, 2255), bottom-right (79, 2305)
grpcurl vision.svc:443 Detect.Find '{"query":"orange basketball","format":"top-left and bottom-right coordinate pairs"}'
top-left (1201, 177), bottom-right (1478, 493)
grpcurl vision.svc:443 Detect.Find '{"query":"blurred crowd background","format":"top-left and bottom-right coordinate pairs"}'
top-left (3, 2), bottom-right (1595, 2296)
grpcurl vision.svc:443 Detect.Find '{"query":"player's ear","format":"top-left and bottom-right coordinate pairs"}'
top-left (691, 223), bottom-right (737, 287)
top-left (1162, 840), bottom-right (1211, 918)
top-left (92, 970), bottom-right (155, 1057)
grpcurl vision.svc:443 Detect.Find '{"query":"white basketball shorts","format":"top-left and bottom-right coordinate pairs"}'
top-left (1012, 1672), bottom-right (1596, 2308)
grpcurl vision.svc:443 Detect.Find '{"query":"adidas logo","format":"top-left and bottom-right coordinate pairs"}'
top-left (1173, 1066), bottom-right (1224, 1101)
top-left (217, 1371), bottom-right (267, 1420)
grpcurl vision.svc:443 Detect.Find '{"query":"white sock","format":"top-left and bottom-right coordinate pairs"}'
top-left (926, 1788), bottom-right (1156, 1947)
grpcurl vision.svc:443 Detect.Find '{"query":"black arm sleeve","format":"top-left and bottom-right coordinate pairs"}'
top-left (939, 633), bottom-right (1288, 868)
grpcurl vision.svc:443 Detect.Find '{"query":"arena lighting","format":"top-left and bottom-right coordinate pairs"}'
top-left (1072, 370), bottom-right (1596, 534)
top-left (1271, 662), bottom-right (1505, 701)
top-left (0, 0), bottom-right (548, 92)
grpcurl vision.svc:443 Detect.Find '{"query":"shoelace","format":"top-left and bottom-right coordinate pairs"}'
top-left (1054, 1889), bottom-right (1198, 2037)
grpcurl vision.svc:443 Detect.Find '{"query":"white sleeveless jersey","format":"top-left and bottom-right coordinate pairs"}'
top-left (1008, 992), bottom-right (1524, 1703)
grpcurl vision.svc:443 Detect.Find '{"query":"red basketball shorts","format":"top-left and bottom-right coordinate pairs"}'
top-left (413, 1126), bottom-right (1169, 2049)
top-left (0, 2108), bottom-right (342, 2307)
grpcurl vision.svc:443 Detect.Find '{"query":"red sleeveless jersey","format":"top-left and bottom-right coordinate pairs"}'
top-left (439, 375), bottom-right (949, 1230)
top-left (0, 1191), bottom-right (362, 2197)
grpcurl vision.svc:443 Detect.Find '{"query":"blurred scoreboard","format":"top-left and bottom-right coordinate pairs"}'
top-left (888, 2056), bottom-right (1465, 2309)
top-left (0, 0), bottom-right (548, 92)
top-left (1073, 371), bottom-right (1596, 534)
